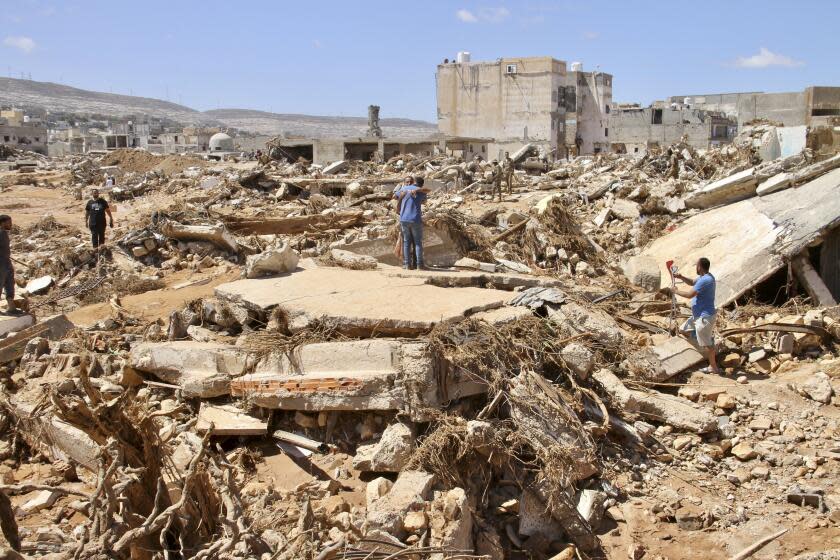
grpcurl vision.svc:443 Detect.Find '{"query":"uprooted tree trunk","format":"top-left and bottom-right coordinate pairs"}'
top-left (40, 355), bottom-right (264, 559)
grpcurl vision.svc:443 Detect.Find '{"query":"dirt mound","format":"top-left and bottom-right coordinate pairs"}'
top-left (100, 149), bottom-right (208, 175)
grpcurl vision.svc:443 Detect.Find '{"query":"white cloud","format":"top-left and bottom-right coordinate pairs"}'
top-left (479, 7), bottom-right (510, 22)
top-left (3, 36), bottom-right (36, 54)
top-left (456, 7), bottom-right (509, 23)
top-left (456, 9), bottom-right (478, 23)
top-left (734, 47), bottom-right (803, 68)
top-left (582, 31), bottom-right (599, 40)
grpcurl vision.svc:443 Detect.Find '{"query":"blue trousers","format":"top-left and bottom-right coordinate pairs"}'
top-left (400, 221), bottom-right (423, 268)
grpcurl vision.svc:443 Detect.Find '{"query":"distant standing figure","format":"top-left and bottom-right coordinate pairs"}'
top-left (0, 215), bottom-right (21, 314)
top-left (85, 189), bottom-right (114, 251)
top-left (105, 175), bottom-right (114, 188)
top-left (502, 152), bottom-right (514, 194)
top-left (490, 160), bottom-right (503, 202)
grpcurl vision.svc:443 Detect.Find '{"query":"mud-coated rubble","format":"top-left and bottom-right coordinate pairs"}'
top-left (0, 133), bottom-right (838, 559)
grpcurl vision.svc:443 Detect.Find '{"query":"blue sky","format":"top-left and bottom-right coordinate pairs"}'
top-left (2, 0), bottom-right (838, 121)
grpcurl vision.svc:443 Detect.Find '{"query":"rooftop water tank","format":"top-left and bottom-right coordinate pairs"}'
top-left (457, 51), bottom-right (471, 64)
top-left (571, 61), bottom-right (583, 72)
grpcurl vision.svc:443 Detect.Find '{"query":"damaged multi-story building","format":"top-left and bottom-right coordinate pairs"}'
top-left (436, 54), bottom-right (612, 159)
top-left (0, 108), bottom-right (47, 154)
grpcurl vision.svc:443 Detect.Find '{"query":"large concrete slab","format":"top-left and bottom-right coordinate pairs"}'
top-left (0, 314), bottom-right (35, 338)
top-left (215, 265), bottom-right (513, 336)
top-left (231, 338), bottom-right (486, 415)
top-left (643, 167), bottom-right (840, 307)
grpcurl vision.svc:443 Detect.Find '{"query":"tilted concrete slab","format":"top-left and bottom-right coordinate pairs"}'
top-left (215, 265), bottom-right (513, 336)
top-left (196, 404), bottom-right (267, 436)
top-left (643, 167), bottom-right (840, 307)
top-left (0, 314), bottom-right (74, 364)
top-left (130, 341), bottom-right (257, 397)
top-left (231, 339), bottom-right (486, 415)
top-left (685, 167), bottom-right (757, 209)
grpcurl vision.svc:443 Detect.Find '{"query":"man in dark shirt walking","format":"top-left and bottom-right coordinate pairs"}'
top-left (85, 189), bottom-right (114, 251)
top-left (0, 215), bottom-right (22, 314)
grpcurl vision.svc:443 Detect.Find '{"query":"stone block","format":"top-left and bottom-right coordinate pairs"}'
top-left (622, 256), bottom-right (661, 291)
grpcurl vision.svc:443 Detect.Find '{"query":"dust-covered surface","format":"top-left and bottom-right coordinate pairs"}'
top-left (0, 130), bottom-right (838, 560)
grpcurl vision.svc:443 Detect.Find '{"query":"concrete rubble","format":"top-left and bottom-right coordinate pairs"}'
top-left (0, 132), bottom-right (837, 560)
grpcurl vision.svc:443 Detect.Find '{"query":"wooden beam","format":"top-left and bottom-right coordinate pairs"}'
top-left (792, 254), bottom-right (837, 306)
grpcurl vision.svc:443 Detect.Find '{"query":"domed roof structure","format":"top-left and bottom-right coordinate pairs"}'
top-left (209, 132), bottom-right (234, 152)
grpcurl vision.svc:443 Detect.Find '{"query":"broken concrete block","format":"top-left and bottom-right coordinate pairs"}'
top-left (366, 470), bottom-right (436, 538)
top-left (19, 489), bottom-right (60, 515)
top-left (0, 314), bottom-right (35, 338)
top-left (593, 369), bottom-right (717, 433)
top-left (799, 372), bottom-right (833, 404)
top-left (352, 423), bottom-right (414, 472)
top-left (610, 198), bottom-right (640, 220)
top-left (685, 167), bottom-right (757, 209)
top-left (366, 477), bottom-right (393, 509)
top-left (561, 343), bottom-right (594, 380)
top-left (430, 487), bottom-right (473, 554)
top-left (777, 333), bottom-right (795, 354)
top-left (622, 256), bottom-right (661, 291)
top-left (576, 489), bottom-right (608, 530)
top-left (244, 242), bottom-right (299, 278)
top-left (756, 172), bottom-right (791, 196)
top-left (23, 275), bottom-right (53, 295)
top-left (130, 341), bottom-right (255, 397)
top-left (195, 403), bottom-right (267, 436)
top-left (549, 302), bottom-right (624, 349)
top-left (322, 160), bottom-right (348, 175)
top-left (8, 397), bottom-right (99, 471)
top-left (132, 246), bottom-right (150, 258)
top-left (330, 248), bottom-right (377, 270)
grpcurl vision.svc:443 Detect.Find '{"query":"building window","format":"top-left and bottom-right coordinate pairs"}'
top-left (481, 145), bottom-right (486, 152)
top-left (605, 105), bottom-right (610, 114)
top-left (634, 147), bottom-right (639, 153)
top-left (604, 128), bottom-right (608, 137)
top-left (652, 109), bottom-right (663, 125)
top-left (2, 136), bottom-right (8, 142)
top-left (505, 64), bottom-right (517, 74)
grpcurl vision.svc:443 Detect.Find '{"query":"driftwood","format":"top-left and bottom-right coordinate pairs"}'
top-left (225, 209), bottom-right (367, 235)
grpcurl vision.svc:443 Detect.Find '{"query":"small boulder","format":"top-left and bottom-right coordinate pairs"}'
top-left (622, 256), bottom-right (661, 291)
top-left (244, 242), bottom-right (299, 278)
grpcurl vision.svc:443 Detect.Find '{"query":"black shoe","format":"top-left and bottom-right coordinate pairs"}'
top-left (4, 308), bottom-right (24, 316)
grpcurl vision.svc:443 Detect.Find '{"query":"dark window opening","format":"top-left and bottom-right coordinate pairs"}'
top-left (652, 109), bottom-right (663, 125)
top-left (604, 128), bottom-right (608, 137)
top-left (3, 136), bottom-right (9, 142)
top-left (812, 108), bottom-right (840, 116)
top-left (634, 147), bottom-right (639, 153)
top-left (605, 104), bottom-right (610, 114)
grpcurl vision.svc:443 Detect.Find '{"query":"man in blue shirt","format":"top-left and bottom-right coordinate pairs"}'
top-left (394, 177), bottom-right (428, 270)
top-left (672, 257), bottom-right (719, 373)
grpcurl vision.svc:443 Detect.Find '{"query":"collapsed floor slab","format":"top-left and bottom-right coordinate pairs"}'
top-left (215, 264), bottom-right (513, 336)
top-left (231, 339), bottom-right (486, 417)
top-left (643, 167), bottom-right (840, 307)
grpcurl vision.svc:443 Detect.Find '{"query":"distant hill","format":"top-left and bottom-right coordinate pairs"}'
top-left (0, 77), bottom-right (438, 138)
top-left (204, 108), bottom-right (438, 139)
top-left (0, 77), bottom-right (213, 125)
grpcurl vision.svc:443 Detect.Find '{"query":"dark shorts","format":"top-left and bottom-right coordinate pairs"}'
top-left (90, 223), bottom-right (106, 248)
